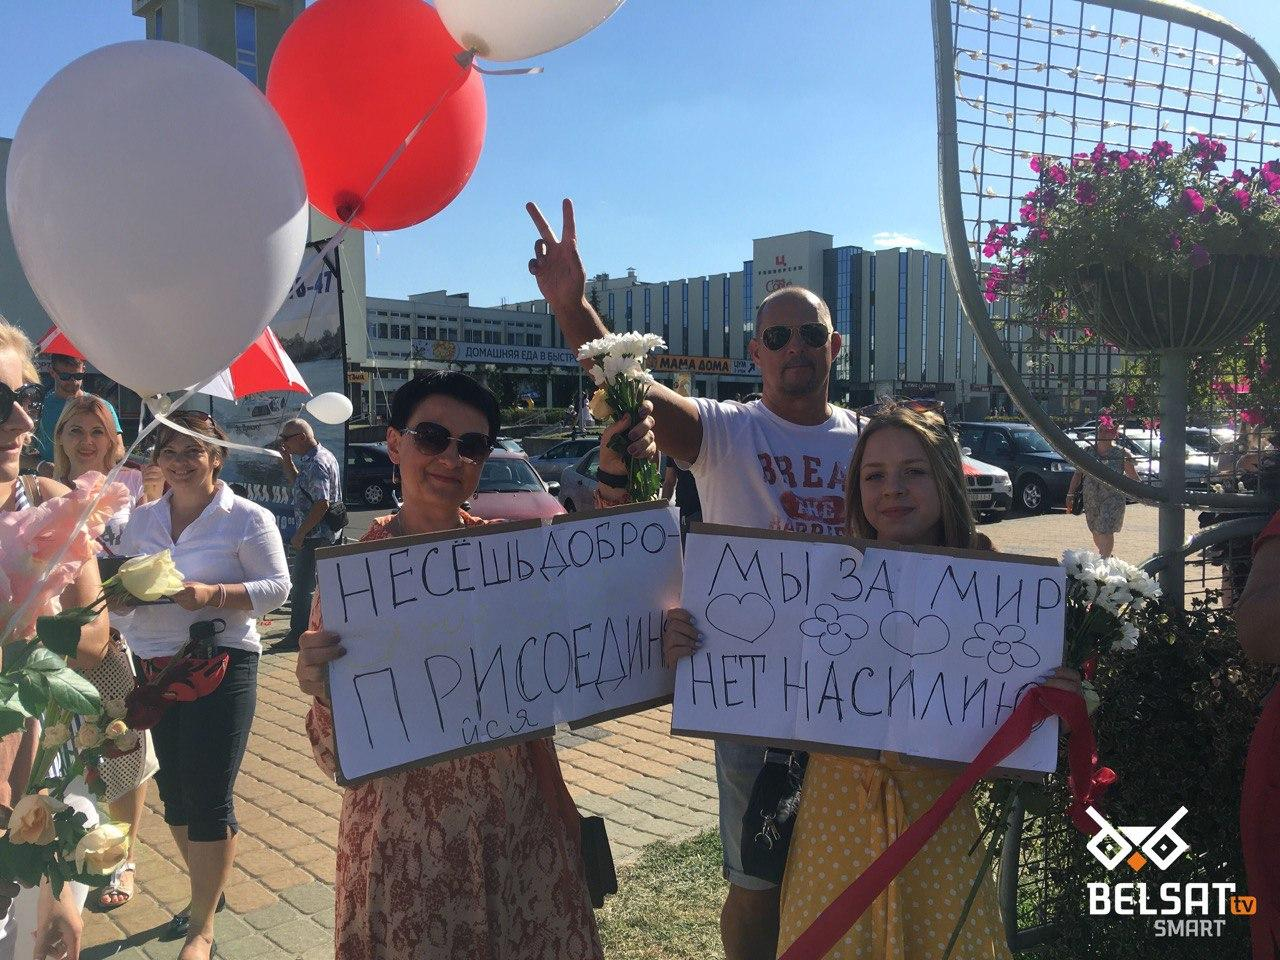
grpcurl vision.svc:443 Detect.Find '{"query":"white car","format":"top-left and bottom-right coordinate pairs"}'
top-left (557, 447), bottom-right (600, 512)
top-left (962, 454), bottom-right (1013, 521)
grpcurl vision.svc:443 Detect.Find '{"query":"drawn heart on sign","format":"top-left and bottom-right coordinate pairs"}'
top-left (879, 610), bottom-right (951, 657)
top-left (705, 593), bottom-right (776, 644)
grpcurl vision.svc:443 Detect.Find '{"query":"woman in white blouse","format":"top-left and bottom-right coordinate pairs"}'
top-left (51, 392), bottom-right (161, 910)
top-left (118, 410), bottom-right (289, 960)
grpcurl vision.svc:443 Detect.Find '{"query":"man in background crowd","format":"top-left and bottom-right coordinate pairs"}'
top-left (36, 353), bottom-right (121, 464)
top-left (273, 418), bottom-right (341, 653)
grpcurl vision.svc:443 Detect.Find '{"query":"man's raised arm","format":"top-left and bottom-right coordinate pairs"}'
top-left (526, 198), bottom-right (704, 465)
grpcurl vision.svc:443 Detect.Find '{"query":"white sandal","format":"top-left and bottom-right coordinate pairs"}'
top-left (98, 860), bottom-right (136, 911)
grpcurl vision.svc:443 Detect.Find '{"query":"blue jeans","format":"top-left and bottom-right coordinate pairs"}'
top-left (288, 537), bottom-right (333, 639)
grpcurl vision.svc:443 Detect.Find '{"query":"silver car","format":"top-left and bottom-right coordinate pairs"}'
top-left (557, 447), bottom-right (599, 512)
top-left (527, 437), bottom-right (599, 482)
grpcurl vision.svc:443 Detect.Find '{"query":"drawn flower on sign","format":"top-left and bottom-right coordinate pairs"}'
top-left (800, 603), bottom-right (869, 657)
top-left (962, 622), bottom-right (1041, 674)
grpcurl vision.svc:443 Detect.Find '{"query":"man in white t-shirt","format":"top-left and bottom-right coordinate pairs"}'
top-left (527, 199), bottom-right (859, 960)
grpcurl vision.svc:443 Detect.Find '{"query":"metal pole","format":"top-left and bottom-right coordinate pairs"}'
top-left (1158, 351), bottom-right (1187, 603)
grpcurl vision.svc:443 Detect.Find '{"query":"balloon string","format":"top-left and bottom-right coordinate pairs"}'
top-left (145, 404), bottom-right (283, 460)
top-left (337, 51), bottom-right (477, 227)
top-left (472, 63), bottom-right (543, 76)
top-left (0, 384), bottom-right (199, 644)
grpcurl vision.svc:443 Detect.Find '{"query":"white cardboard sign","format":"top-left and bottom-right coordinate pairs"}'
top-left (671, 525), bottom-right (1066, 776)
top-left (316, 503), bottom-right (683, 784)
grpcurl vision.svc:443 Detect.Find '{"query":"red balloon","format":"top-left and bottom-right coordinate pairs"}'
top-left (267, 0), bottom-right (486, 231)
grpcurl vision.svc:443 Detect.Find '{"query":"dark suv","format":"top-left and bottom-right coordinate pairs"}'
top-left (956, 423), bottom-right (1075, 513)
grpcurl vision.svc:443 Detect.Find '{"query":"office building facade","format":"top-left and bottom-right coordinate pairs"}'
top-left (361, 229), bottom-right (1114, 417)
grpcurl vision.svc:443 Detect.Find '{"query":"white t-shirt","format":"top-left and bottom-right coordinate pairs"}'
top-left (689, 398), bottom-right (861, 537)
top-left (97, 467), bottom-right (145, 558)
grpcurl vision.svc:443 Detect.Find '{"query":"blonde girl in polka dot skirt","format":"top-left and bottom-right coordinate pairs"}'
top-left (665, 402), bottom-right (1081, 959)
top-left (783, 403), bottom-right (1082, 959)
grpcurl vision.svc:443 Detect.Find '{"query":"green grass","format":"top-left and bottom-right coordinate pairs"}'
top-left (597, 831), bottom-right (728, 960)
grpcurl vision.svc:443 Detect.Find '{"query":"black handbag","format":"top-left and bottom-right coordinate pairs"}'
top-left (579, 815), bottom-right (617, 907)
top-left (740, 748), bottom-right (808, 885)
top-left (1069, 491), bottom-right (1084, 515)
top-left (324, 500), bottom-right (349, 531)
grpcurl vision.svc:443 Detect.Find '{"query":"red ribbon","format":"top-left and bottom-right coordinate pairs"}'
top-left (779, 686), bottom-right (1114, 960)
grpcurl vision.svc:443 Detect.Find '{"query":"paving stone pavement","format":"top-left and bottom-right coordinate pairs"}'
top-left (81, 504), bottom-right (1175, 958)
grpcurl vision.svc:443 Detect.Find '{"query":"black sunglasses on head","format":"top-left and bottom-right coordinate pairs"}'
top-left (402, 421), bottom-right (495, 463)
top-left (0, 383), bottom-right (44, 423)
top-left (760, 323), bottom-right (831, 351)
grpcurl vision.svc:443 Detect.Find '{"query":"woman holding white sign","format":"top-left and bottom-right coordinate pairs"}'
top-left (295, 372), bottom-right (656, 960)
top-left (666, 400), bottom-right (1080, 959)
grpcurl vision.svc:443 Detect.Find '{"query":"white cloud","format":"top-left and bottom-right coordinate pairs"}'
top-left (871, 231), bottom-right (924, 249)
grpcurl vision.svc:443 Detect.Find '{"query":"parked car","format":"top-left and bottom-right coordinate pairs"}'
top-left (527, 437), bottom-right (600, 482)
top-left (465, 450), bottom-right (565, 521)
top-left (495, 436), bottom-right (525, 453)
top-left (345, 442), bottom-right (400, 508)
top-left (557, 447), bottom-right (599, 512)
top-left (956, 422), bottom-right (1074, 513)
top-left (1066, 428), bottom-right (1213, 489)
top-left (961, 455), bottom-right (1013, 521)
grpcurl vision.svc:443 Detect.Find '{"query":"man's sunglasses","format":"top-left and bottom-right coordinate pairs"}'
top-left (401, 422), bottom-right (495, 463)
top-left (1, 383), bottom-right (44, 422)
top-left (760, 323), bottom-right (831, 351)
top-left (55, 371), bottom-right (85, 382)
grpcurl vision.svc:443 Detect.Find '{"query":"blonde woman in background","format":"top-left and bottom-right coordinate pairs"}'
top-left (51, 394), bottom-right (161, 911)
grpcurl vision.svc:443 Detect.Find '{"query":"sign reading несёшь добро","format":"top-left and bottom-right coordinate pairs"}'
top-left (315, 503), bottom-right (683, 784)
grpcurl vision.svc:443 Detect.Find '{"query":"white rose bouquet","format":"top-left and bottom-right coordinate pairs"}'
top-left (578, 332), bottom-right (667, 500)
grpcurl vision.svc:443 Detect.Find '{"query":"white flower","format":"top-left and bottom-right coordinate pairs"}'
top-left (1110, 622), bottom-right (1140, 652)
top-left (587, 365), bottom-right (606, 387)
top-left (577, 336), bottom-right (615, 360)
top-left (1061, 548), bottom-right (1100, 578)
top-left (602, 353), bottom-right (643, 383)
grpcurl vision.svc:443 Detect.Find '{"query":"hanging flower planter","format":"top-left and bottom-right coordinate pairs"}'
top-left (1065, 254), bottom-right (1280, 353)
top-left (986, 136), bottom-right (1280, 361)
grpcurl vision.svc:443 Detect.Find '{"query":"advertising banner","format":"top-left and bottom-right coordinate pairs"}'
top-left (213, 242), bottom-right (346, 539)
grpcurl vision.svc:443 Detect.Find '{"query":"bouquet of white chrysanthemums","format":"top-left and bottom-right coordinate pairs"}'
top-left (578, 332), bottom-right (666, 501)
top-left (1062, 549), bottom-right (1161, 662)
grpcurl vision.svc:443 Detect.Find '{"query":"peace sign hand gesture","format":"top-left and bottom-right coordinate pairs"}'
top-left (526, 199), bottom-right (586, 308)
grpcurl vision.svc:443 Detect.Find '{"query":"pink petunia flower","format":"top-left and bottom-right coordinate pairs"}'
top-left (1182, 188), bottom-right (1206, 214)
top-left (1190, 243), bottom-right (1211, 268)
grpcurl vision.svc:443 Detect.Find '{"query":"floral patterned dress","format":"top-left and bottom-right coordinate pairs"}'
top-left (306, 514), bottom-right (602, 960)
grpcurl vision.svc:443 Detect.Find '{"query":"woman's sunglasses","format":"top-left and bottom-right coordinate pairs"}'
top-left (759, 323), bottom-right (831, 351)
top-left (856, 398), bottom-right (947, 423)
top-left (401, 422), bottom-right (495, 463)
top-left (0, 383), bottom-right (44, 422)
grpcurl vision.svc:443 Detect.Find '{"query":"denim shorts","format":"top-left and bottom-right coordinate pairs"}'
top-left (715, 738), bottom-right (777, 890)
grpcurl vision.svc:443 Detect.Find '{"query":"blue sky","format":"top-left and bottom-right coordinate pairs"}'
top-left (3, 1), bottom-right (1279, 307)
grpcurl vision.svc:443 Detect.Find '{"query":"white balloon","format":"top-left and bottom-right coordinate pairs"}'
top-left (305, 392), bottom-right (354, 424)
top-left (437, 0), bottom-right (624, 62)
top-left (6, 41), bottom-right (308, 396)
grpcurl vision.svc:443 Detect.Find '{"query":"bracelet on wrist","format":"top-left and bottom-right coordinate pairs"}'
top-left (596, 468), bottom-right (628, 489)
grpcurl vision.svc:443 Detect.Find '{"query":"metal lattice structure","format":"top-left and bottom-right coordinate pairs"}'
top-left (932, 0), bottom-right (1280, 947)
top-left (933, 0), bottom-right (1280, 604)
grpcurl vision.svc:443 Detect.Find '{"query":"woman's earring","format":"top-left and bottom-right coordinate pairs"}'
top-left (391, 465), bottom-right (399, 487)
